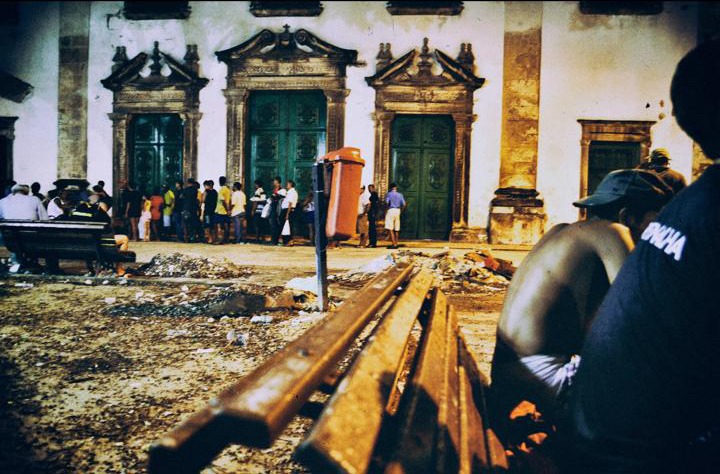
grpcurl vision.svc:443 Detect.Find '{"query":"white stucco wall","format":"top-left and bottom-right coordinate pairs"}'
top-left (0, 1), bottom-right (59, 192)
top-left (5, 1), bottom-right (702, 235)
top-left (537, 1), bottom-right (698, 228)
top-left (86, 1), bottom-right (506, 226)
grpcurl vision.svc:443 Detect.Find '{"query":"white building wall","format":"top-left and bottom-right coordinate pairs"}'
top-left (0, 2), bottom-right (59, 192)
top-left (4, 1), bottom-right (701, 235)
top-left (537, 1), bottom-right (698, 229)
top-left (86, 1), bottom-right (506, 227)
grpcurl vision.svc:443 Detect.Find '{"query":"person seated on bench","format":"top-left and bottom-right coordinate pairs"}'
top-left (565, 38), bottom-right (720, 473)
top-left (489, 170), bottom-right (673, 428)
top-left (55, 198), bottom-right (130, 276)
top-left (47, 186), bottom-right (76, 219)
top-left (0, 183), bottom-right (49, 272)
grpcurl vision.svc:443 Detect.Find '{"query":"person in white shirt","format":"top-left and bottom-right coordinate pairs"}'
top-left (230, 181), bottom-right (247, 244)
top-left (0, 184), bottom-right (48, 221)
top-left (0, 184), bottom-right (49, 272)
top-left (249, 180), bottom-right (267, 243)
top-left (356, 185), bottom-right (370, 248)
top-left (281, 179), bottom-right (299, 246)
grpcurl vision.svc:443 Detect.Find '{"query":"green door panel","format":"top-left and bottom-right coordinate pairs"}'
top-left (247, 91), bottom-right (327, 235)
top-left (131, 114), bottom-right (183, 196)
top-left (390, 115), bottom-right (454, 240)
top-left (588, 141), bottom-right (641, 195)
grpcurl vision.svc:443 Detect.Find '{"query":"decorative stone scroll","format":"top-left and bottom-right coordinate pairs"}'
top-left (216, 25), bottom-right (361, 182)
top-left (102, 41), bottom-right (208, 206)
top-left (366, 38), bottom-right (485, 242)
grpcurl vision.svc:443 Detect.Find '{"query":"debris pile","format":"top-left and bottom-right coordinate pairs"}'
top-left (136, 253), bottom-right (252, 279)
top-left (393, 250), bottom-right (515, 291)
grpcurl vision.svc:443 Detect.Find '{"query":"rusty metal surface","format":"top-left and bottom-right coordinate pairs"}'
top-left (148, 264), bottom-right (413, 472)
top-left (385, 288), bottom-right (451, 473)
top-left (458, 364), bottom-right (489, 474)
top-left (296, 270), bottom-right (435, 474)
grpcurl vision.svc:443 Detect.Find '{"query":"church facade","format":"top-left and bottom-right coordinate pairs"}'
top-left (0, 1), bottom-right (713, 243)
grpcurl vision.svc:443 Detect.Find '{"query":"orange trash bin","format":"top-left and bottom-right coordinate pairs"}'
top-left (323, 147), bottom-right (365, 240)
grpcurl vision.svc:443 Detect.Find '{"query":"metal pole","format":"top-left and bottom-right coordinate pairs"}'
top-left (312, 161), bottom-right (329, 311)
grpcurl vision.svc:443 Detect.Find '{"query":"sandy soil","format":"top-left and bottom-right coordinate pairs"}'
top-left (0, 259), bottom-right (506, 473)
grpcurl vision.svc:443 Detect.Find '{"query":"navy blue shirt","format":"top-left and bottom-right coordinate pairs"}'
top-left (567, 165), bottom-right (720, 471)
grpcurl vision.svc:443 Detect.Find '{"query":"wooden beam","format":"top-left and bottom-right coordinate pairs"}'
top-left (296, 270), bottom-right (435, 474)
top-left (148, 264), bottom-right (413, 473)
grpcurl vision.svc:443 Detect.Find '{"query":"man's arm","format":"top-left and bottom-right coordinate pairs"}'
top-left (595, 223), bottom-right (634, 283)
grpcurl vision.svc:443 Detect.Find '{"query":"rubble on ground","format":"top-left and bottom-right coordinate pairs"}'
top-left (135, 252), bottom-right (252, 279)
top-left (330, 250), bottom-right (515, 292)
top-left (393, 250), bottom-right (514, 291)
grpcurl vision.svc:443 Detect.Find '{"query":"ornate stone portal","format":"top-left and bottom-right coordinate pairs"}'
top-left (216, 25), bottom-right (361, 182)
top-left (101, 42), bottom-right (208, 205)
top-left (365, 38), bottom-right (485, 242)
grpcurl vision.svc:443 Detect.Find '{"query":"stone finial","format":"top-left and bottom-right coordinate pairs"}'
top-left (112, 46), bottom-right (128, 72)
top-left (184, 44), bottom-right (199, 73)
top-left (417, 37), bottom-right (433, 76)
top-left (376, 42), bottom-right (393, 69)
top-left (149, 41), bottom-right (162, 76)
top-left (458, 42), bottom-right (475, 71)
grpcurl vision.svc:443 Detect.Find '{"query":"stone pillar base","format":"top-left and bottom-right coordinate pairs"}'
top-left (488, 188), bottom-right (546, 245)
top-left (449, 226), bottom-right (487, 244)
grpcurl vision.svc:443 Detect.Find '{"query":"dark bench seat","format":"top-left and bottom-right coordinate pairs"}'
top-left (0, 219), bottom-right (136, 272)
top-left (149, 264), bottom-right (508, 473)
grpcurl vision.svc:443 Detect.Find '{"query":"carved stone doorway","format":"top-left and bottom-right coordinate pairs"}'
top-left (216, 26), bottom-right (361, 184)
top-left (102, 42), bottom-right (208, 207)
top-left (366, 39), bottom-right (484, 241)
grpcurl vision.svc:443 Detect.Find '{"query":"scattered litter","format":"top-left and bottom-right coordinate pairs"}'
top-left (135, 291), bottom-right (144, 300)
top-left (104, 297), bottom-right (117, 304)
top-left (137, 253), bottom-right (252, 279)
top-left (290, 311), bottom-right (325, 327)
top-left (84, 279), bottom-right (94, 286)
top-left (195, 348), bottom-right (214, 354)
top-left (35, 362), bottom-right (45, 367)
top-left (118, 279), bottom-right (127, 285)
top-left (102, 280), bottom-right (110, 285)
top-left (206, 317), bottom-right (215, 323)
top-left (13, 282), bottom-right (34, 289)
top-left (250, 315), bottom-right (274, 324)
top-left (180, 285), bottom-right (189, 292)
top-left (225, 329), bottom-right (249, 347)
top-left (285, 276), bottom-right (317, 294)
top-left (166, 329), bottom-right (190, 338)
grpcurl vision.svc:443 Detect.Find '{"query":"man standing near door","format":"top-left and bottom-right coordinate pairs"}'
top-left (385, 182), bottom-right (406, 249)
top-left (215, 176), bottom-right (232, 244)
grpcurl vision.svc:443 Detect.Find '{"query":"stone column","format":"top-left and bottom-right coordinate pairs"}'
top-left (372, 110), bottom-right (395, 199)
top-left (489, 1), bottom-right (546, 245)
top-left (324, 89), bottom-right (349, 152)
top-left (224, 88), bottom-right (249, 183)
top-left (57, 1), bottom-right (90, 179)
top-left (449, 112), bottom-right (477, 242)
top-left (109, 112), bottom-right (129, 209)
top-left (181, 111), bottom-right (202, 182)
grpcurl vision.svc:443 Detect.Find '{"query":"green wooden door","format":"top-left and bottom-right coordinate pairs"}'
top-left (588, 141), bottom-right (641, 195)
top-left (391, 115), bottom-right (454, 240)
top-left (131, 114), bottom-right (184, 196)
top-left (247, 91), bottom-right (327, 199)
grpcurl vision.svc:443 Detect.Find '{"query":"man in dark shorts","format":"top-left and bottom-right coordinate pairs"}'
top-left (565, 39), bottom-right (720, 472)
top-left (202, 180), bottom-right (218, 244)
top-left (123, 181), bottom-right (142, 241)
top-left (181, 178), bottom-right (200, 243)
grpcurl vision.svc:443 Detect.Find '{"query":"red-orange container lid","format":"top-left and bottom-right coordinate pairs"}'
top-left (321, 147), bottom-right (365, 165)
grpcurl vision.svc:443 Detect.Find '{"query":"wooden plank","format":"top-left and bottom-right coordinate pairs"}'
top-left (296, 270), bottom-right (435, 474)
top-left (384, 288), bottom-right (449, 474)
top-left (458, 335), bottom-right (508, 472)
top-left (437, 304), bottom-right (462, 473)
top-left (148, 264), bottom-right (413, 472)
top-left (458, 364), bottom-right (489, 473)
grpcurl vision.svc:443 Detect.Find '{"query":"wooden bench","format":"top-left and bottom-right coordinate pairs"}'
top-left (149, 264), bottom-right (508, 473)
top-left (0, 219), bottom-right (136, 272)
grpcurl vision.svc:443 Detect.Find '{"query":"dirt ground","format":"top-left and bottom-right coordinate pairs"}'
top-left (0, 246), bottom-right (511, 473)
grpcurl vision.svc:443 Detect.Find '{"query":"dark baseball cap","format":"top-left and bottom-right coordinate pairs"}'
top-left (574, 169), bottom-right (672, 208)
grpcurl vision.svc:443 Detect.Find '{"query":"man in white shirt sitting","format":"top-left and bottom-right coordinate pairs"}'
top-left (0, 183), bottom-right (49, 272)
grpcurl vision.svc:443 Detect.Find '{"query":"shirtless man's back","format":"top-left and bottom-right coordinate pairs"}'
top-left (490, 169), bottom-right (672, 422)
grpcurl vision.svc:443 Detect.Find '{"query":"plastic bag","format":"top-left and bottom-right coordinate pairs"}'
top-left (261, 203), bottom-right (271, 219)
top-left (281, 220), bottom-right (291, 236)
